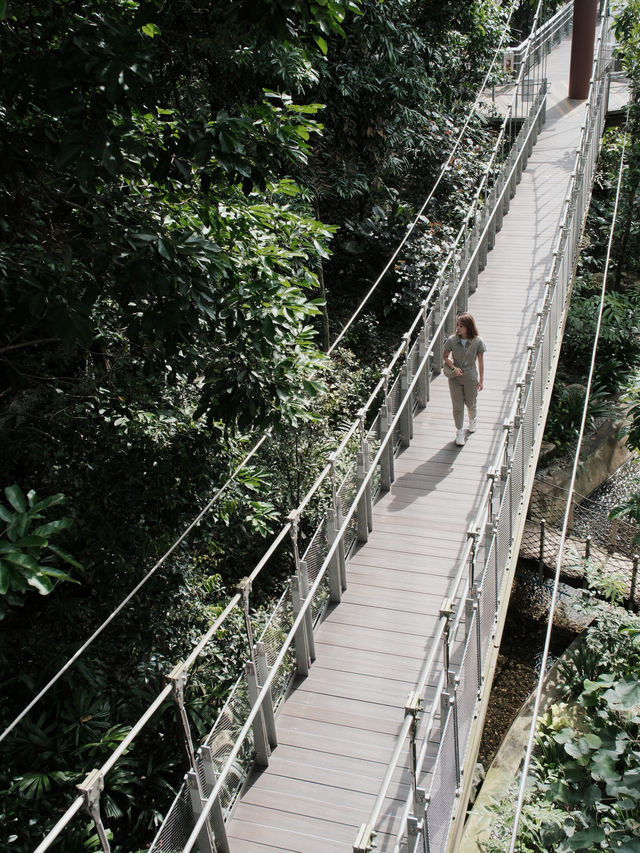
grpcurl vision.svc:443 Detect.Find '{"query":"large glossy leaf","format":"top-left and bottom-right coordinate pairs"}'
top-left (25, 573), bottom-right (54, 595)
top-left (4, 484), bottom-right (27, 513)
top-left (603, 679), bottom-right (640, 711)
top-left (3, 551), bottom-right (40, 572)
top-left (47, 544), bottom-right (82, 570)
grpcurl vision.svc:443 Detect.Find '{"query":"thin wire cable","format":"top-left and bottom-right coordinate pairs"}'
top-left (508, 112), bottom-right (629, 853)
top-left (0, 2), bottom-right (521, 744)
top-left (0, 433), bottom-right (268, 745)
top-left (327, 0), bottom-right (519, 355)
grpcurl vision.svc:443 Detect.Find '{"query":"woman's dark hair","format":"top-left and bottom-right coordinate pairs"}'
top-left (457, 312), bottom-right (479, 339)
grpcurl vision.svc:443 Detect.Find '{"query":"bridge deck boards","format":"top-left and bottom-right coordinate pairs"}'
top-left (226, 35), bottom-right (590, 852)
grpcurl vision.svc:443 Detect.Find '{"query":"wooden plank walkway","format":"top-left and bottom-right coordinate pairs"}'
top-left (226, 35), bottom-right (590, 853)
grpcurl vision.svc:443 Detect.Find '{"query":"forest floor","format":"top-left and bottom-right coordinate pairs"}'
top-left (477, 599), bottom-right (578, 769)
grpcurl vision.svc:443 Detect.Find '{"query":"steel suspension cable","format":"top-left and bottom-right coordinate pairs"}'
top-left (508, 111), bottom-right (629, 853)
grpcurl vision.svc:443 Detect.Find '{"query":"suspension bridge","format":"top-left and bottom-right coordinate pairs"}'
top-left (28, 4), bottom-right (629, 852)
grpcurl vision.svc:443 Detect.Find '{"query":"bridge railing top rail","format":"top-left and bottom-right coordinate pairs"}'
top-left (505, 1), bottom-right (573, 74)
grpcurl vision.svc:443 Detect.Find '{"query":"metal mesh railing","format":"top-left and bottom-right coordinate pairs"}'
top-left (505, 1), bottom-right (574, 77)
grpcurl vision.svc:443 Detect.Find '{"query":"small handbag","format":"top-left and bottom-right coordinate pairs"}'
top-left (443, 363), bottom-right (456, 378)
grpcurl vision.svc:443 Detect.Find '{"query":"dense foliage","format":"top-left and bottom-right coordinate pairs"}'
top-left (483, 609), bottom-right (640, 852)
top-left (0, 0), bottom-right (514, 848)
top-left (543, 0), bottom-right (640, 456)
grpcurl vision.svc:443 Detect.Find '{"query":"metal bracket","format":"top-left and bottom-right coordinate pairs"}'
top-left (405, 690), bottom-right (422, 717)
top-left (235, 576), bottom-right (253, 601)
top-left (439, 598), bottom-right (453, 620)
top-left (353, 823), bottom-right (376, 852)
top-left (167, 661), bottom-right (187, 700)
top-left (77, 768), bottom-right (104, 816)
top-left (77, 769), bottom-right (111, 853)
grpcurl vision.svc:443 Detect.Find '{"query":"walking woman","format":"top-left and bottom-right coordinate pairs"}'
top-left (443, 313), bottom-right (485, 446)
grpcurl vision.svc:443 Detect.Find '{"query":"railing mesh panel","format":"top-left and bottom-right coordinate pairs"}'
top-left (337, 461), bottom-right (359, 556)
top-left (149, 785), bottom-right (194, 852)
top-left (456, 617), bottom-right (479, 759)
top-left (478, 541), bottom-right (497, 667)
top-left (301, 525), bottom-right (331, 623)
top-left (424, 709), bottom-right (457, 853)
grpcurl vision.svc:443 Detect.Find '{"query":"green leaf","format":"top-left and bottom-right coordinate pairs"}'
top-left (603, 678), bottom-right (640, 711)
top-left (13, 535), bottom-right (48, 549)
top-left (33, 518), bottom-right (73, 537)
top-left (590, 749), bottom-right (620, 783)
top-left (5, 484), bottom-right (26, 513)
top-left (3, 551), bottom-right (40, 572)
top-left (41, 566), bottom-right (80, 584)
top-left (616, 841), bottom-right (640, 853)
top-left (567, 827), bottom-right (605, 849)
top-left (26, 573), bottom-right (53, 595)
top-left (140, 22), bottom-right (161, 37)
top-left (47, 544), bottom-right (82, 570)
top-left (32, 493), bottom-right (66, 512)
top-left (314, 34), bottom-right (328, 54)
top-left (0, 504), bottom-right (13, 522)
top-left (0, 560), bottom-right (10, 595)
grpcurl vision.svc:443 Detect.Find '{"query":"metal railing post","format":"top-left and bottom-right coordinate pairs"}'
top-left (406, 690), bottom-right (422, 808)
top-left (379, 402), bottom-right (395, 491)
top-left (198, 745), bottom-right (231, 853)
top-left (236, 576), bottom-right (256, 664)
top-left (467, 528), bottom-right (479, 590)
top-left (539, 518), bottom-right (546, 580)
top-left (77, 769), bottom-right (111, 853)
top-left (290, 575), bottom-right (310, 676)
top-left (451, 685), bottom-right (461, 789)
top-left (360, 426), bottom-right (374, 533)
top-left (330, 458), bottom-right (347, 591)
top-left (255, 642), bottom-right (278, 748)
top-left (325, 507), bottom-right (342, 602)
top-left (168, 663), bottom-right (199, 771)
top-left (417, 316), bottom-right (430, 408)
top-left (400, 335), bottom-right (413, 447)
top-left (298, 561), bottom-right (316, 664)
top-left (439, 600), bottom-right (453, 723)
top-left (356, 450), bottom-right (369, 543)
top-left (353, 824), bottom-right (375, 853)
top-left (185, 771), bottom-right (215, 853)
top-left (245, 660), bottom-right (271, 766)
top-left (406, 815), bottom-right (421, 853)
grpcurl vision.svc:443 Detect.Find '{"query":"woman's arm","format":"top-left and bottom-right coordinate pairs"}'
top-left (443, 349), bottom-right (460, 376)
top-left (477, 352), bottom-right (484, 391)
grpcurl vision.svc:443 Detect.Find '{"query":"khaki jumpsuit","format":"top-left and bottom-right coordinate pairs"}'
top-left (443, 333), bottom-right (486, 430)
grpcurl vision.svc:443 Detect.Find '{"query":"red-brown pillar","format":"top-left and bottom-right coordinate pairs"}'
top-left (568, 0), bottom-right (598, 99)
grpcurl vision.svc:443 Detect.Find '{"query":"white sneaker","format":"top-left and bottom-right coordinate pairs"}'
top-left (468, 418), bottom-right (477, 433)
top-left (455, 429), bottom-right (466, 446)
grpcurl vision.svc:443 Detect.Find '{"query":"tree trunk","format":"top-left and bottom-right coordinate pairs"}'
top-left (314, 195), bottom-right (331, 352)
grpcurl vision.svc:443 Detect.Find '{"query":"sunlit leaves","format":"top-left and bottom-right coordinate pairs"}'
top-left (0, 485), bottom-right (80, 615)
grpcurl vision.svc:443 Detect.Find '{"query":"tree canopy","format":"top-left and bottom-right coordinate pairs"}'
top-left (0, 0), bottom-right (512, 847)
